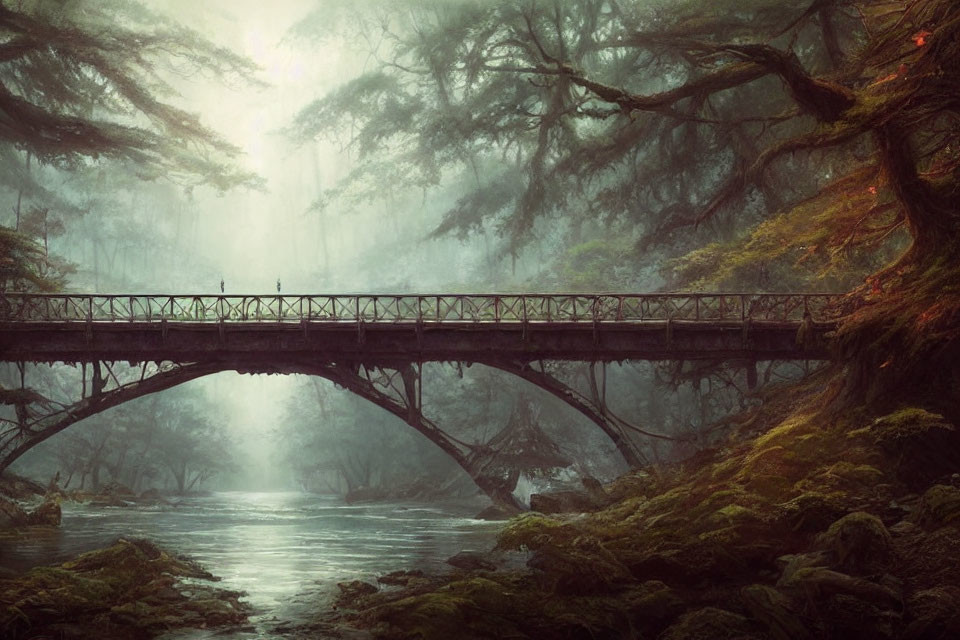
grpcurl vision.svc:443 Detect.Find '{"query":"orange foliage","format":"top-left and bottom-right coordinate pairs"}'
top-left (912, 30), bottom-right (932, 47)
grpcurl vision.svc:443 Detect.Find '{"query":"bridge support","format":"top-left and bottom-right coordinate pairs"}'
top-left (482, 360), bottom-right (695, 468)
top-left (290, 363), bottom-right (525, 513)
top-left (0, 361), bottom-right (221, 476)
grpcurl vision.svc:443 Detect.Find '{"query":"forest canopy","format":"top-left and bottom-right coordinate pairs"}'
top-left (291, 0), bottom-right (959, 407)
top-left (291, 0), bottom-right (957, 289)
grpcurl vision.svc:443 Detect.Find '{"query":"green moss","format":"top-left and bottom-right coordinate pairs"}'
top-left (694, 487), bottom-right (767, 516)
top-left (710, 455), bottom-right (743, 481)
top-left (866, 408), bottom-right (960, 490)
top-left (660, 606), bottom-right (755, 640)
top-left (744, 474), bottom-right (797, 500)
top-left (698, 526), bottom-right (742, 545)
top-left (738, 446), bottom-right (803, 483)
top-left (625, 580), bottom-right (684, 622)
top-left (916, 485), bottom-right (960, 528)
top-left (819, 512), bottom-right (892, 572)
top-left (0, 539), bottom-right (246, 640)
top-left (636, 485), bottom-right (693, 517)
top-left (753, 414), bottom-right (817, 450)
top-left (496, 513), bottom-right (567, 551)
top-left (870, 408), bottom-right (954, 445)
top-left (711, 504), bottom-right (761, 525)
top-left (777, 492), bottom-right (847, 533)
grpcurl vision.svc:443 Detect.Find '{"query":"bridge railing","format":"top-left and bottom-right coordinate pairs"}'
top-left (0, 293), bottom-right (843, 324)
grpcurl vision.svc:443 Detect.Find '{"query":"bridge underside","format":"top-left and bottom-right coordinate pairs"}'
top-left (0, 320), bottom-right (831, 364)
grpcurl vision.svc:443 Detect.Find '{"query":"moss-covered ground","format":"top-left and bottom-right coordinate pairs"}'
top-left (0, 538), bottom-right (248, 640)
top-left (320, 371), bottom-right (960, 639)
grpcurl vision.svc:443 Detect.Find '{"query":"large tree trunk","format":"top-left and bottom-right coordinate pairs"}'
top-left (876, 123), bottom-right (958, 261)
top-left (834, 122), bottom-right (960, 415)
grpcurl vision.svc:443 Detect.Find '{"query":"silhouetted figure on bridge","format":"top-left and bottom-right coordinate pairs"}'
top-left (220, 278), bottom-right (224, 293)
top-left (276, 278), bottom-right (281, 293)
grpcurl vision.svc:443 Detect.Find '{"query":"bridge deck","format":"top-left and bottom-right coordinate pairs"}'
top-left (0, 293), bottom-right (840, 364)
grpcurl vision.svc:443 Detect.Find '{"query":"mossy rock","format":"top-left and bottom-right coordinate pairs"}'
top-left (537, 595), bottom-right (635, 638)
top-left (710, 504), bottom-right (763, 526)
top-left (752, 414), bottom-right (817, 451)
top-left (624, 580), bottom-right (685, 629)
top-left (775, 551), bottom-right (830, 586)
top-left (777, 492), bottom-right (847, 533)
top-left (335, 580), bottom-right (378, 608)
top-left (660, 606), bottom-right (758, 640)
top-left (710, 455), bottom-right (743, 482)
top-left (819, 512), bottom-right (893, 573)
top-left (527, 541), bottom-right (631, 595)
top-left (903, 585), bottom-right (960, 639)
top-left (743, 473), bottom-right (796, 500)
top-left (694, 487), bottom-right (751, 513)
top-left (915, 484), bottom-right (960, 528)
top-left (604, 470), bottom-right (656, 502)
top-left (0, 539), bottom-right (246, 640)
top-left (741, 583), bottom-right (816, 640)
top-left (796, 462), bottom-right (884, 493)
top-left (636, 485), bottom-right (694, 518)
top-left (738, 446), bottom-right (804, 482)
top-left (868, 408), bottom-right (960, 490)
top-left (779, 567), bottom-right (900, 609)
top-left (823, 593), bottom-right (901, 640)
top-left (496, 513), bottom-right (568, 551)
top-left (358, 577), bottom-right (527, 640)
top-left (697, 525), bottom-right (742, 545)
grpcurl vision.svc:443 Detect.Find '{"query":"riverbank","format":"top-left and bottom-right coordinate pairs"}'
top-left (317, 372), bottom-right (960, 639)
top-left (0, 538), bottom-right (249, 640)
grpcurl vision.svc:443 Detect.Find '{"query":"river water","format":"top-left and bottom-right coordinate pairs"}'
top-left (0, 491), bottom-right (502, 638)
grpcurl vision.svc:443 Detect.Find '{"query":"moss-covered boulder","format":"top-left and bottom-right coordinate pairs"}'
top-left (0, 538), bottom-right (247, 640)
top-left (527, 541), bottom-right (632, 595)
top-left (819, 512), bottom-right (893, 573)
top-left (903, 585), bottom-right (960, 639)
top-left (660, 606), bottom-right (758, 640)
top-left (623, 580), bottom-right (684, 631)
top-left (741, 583), bottom-right (815, 640)
top-left (335, 580), bottom-right (378, 609)
top-left (779, 567), bottom-right (900, 609)
top-left (915, 484), bottom-right (960, 529)
top-left (355, 576), bottom-right (529, 640)
top-left (822, 593), bottom-right (901, 640)
top-left (866, 409), bottom-right (960, 490)
top-left (776, 491), bottom-right (847, 533)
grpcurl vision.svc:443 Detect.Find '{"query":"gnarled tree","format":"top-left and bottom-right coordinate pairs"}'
top-left (292, 0), bottom-right (959, 414)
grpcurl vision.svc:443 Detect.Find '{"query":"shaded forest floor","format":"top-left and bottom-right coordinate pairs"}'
top-left (320, 370), bottom-right (960, 639)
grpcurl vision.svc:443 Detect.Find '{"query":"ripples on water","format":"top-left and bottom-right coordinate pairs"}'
top-left (0, 491), bottom-right (501, 638)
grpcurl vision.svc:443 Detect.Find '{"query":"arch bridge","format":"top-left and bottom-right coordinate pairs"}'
top-left (0, 292), bottom-right (840, 510)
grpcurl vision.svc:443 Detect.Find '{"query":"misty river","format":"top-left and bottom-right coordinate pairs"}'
top-left (2, 492), bottom-right (501, 638)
